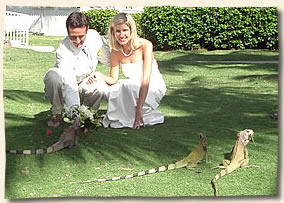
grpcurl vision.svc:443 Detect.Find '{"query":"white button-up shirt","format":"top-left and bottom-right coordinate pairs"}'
top-left (54, 29), bottom-right (103, 107)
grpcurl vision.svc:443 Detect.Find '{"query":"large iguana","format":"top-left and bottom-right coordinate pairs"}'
top-left (71, 133), bottom-right (208, 184)
top-left (6, 118), bottom-right (80, 155)
top-left (211, 129), bottom-right (258, 196)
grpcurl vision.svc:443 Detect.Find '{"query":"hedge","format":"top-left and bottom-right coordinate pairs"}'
top-left (84, 7), bottom-right (278, 50)
top-left (84, 9), bottom-right (119, 35)
top-left (84, 9), bottom-right (143, 36)
top-left (141, 7), bottom-right (278, 50)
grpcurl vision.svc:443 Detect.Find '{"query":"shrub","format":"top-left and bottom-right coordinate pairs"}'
top-left (130, 12), bottom-right (143, 37)
top-left (84, 9), bottom-right (143, 37)
top-left (141, 7), bottom-right (278, 50)
top-left (83, 7), bottom-right (278, 50)
top-left (141, 7), bottom-right (195, 50)
top-left (199, 7), bottom-right (278, 50)
top-left (83, 9), bottom-right (119, 35)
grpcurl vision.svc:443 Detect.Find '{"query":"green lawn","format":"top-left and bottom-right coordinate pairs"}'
top-left (3, 35), bottom-right (278, 199)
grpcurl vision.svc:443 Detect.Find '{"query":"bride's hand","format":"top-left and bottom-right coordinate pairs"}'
top-left (133, 108), bottom-right (144, 129)
top-left (87, 72), bottom-right (103, 84)
top-left (94, 71), bottom-right (103, 78)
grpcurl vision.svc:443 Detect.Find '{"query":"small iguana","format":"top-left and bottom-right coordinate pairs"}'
top-left (71, 133), bottom-right (208, 184)
top-left (211, 129), bottom-right (258, 196)
top-left (7, 118), bottom-right (80, 155)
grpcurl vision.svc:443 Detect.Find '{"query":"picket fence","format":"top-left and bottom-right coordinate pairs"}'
top-left (4, 11), bottom-right (30, 46)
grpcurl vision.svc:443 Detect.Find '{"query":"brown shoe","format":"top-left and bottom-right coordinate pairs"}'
top-left (48, 114), bottom-right (63, 127)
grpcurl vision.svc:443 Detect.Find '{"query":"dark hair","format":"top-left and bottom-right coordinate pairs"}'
top-left (66, 11), bottom-right (89, 30)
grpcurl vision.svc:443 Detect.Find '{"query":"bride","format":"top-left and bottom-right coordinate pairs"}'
top-left (93, 13), bottom-right (166, 129)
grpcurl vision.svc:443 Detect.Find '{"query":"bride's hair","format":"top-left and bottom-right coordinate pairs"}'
top-left (108, 13), bottom-right (138, 51)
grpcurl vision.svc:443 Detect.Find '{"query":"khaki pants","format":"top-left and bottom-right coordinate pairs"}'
top-left (44, 68), bottom-right (108, 115)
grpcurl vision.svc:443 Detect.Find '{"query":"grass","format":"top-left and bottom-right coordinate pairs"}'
top-left (3, 35), bottom-right (278, 199)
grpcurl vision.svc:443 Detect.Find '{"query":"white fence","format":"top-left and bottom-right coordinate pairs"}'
top-left (5, 29), bottom-right (29, 47)
top-left (5, 7), bottom-right (79, 36)
top-left (4, 11), bottom-right (31, 46)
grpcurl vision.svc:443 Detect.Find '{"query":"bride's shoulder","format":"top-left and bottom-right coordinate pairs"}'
top-left (134, 38), bottom-right (153, 50)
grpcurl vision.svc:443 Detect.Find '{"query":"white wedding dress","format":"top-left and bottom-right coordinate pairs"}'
top-left (102, 60), bottom-right (166, 128)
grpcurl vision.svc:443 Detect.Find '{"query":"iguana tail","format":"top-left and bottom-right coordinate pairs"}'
top-left (6, 141), bottom-right (66, 155)
top-left (211, 164), bottom-right (239, 196)
top-left (70, 163), bottom-right (179, 184)
top-left (71, 146), bottom-right (206, 184)
top-left (71, 149), bottom-right (206, 184)
top-left (7, 122), bottom-right (80, 155)
top-left (211, 169), bottom-right (225, 196)
top-left (70, 133), bottom-right (207, 184)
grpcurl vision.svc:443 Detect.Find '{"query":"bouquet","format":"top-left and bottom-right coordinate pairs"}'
top-left (62, 104), bottom-right (102, 129)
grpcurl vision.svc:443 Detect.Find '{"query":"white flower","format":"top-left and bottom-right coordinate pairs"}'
top-left (78, 105), bottom-right (88, 113)
top-left (62, 104), bottom-right (102, 128)
top-left (85, 110), bottom-right (93, 119)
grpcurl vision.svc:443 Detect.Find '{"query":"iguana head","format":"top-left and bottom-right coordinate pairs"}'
top-left (238, 129), bottom-right (255, 146)
top-left (199, 133), bottom-right (207, 147)
top-left (72, 117), bottom-right (80, 130)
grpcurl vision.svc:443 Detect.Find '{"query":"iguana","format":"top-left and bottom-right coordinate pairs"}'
top-left (71, 133), bottom-right (208, 184)
top-left (211, 129), bottom-right (258, 196)
top-left (6, 118), bottom-right (80, 155)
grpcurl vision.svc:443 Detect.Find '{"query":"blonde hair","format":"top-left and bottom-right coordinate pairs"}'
top-left (108, 13), bottom-right (138, 51)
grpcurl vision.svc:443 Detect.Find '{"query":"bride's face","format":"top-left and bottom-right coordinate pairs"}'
top-left (114, 23), bottom-right (131, 46)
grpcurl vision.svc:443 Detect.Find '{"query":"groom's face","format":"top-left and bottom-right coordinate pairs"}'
top-left (68, 26), bottom-right (87, 48)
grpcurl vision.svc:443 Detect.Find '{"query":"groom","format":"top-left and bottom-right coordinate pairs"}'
top-left (44, 11), bottom-right (109, 127)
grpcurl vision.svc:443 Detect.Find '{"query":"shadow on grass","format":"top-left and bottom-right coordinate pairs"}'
top-left (155, 49), bottom-right (279, 63)
top-left (155, 49), bottom-right (279, 80)
top-left (3, 89), bottom-right (46, 103)
top-left (233, 74), bottom-right (278, 81)
top-left (158, 61), bottom-right (278, 76)
top-left (5, 81), bottom-right (277, 161)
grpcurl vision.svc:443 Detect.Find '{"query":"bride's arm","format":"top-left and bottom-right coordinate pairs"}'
top-left (94, 51), bottom-right (120, 85)
top-left (133, 39), bottom-right (153, 128)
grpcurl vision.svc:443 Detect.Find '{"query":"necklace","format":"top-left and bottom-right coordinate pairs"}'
top-left (121, 48), bottom-right (133, 57)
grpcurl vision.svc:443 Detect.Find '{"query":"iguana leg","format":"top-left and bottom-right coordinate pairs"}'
top-left (186, 163), bottom-right (197, 169)
top-left (222, 159), bottom-right (230, 166)
top-left (197, 156), bottom-right (208, 164)
top-left (239, 158), bottom-right (259, 168)
top-left (212, 160), bottom-right (230, 169)
top-left (185, 163), bottom-right (202, 173)
top-left (239, 159), bottom-right (249, 168)
top-left (74, 129), bottom-right (80, 146)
